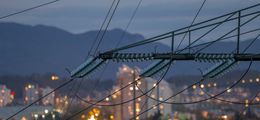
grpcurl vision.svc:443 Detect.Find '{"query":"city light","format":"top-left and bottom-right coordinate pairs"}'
top-left (34, 114), bottom-right (38, 118)
top-left (88, 115), bottom-right (96, 120)
top-left (130, 87), bottom-right (133, 91)
top-left (221, 115), bottom-right (228, 120)
top-left (200, 84), bottom-right (205, 88)
top-left (52, 114), bottom-right (56, 118)
top-left (21, 116), bottom-right (27, 120)
top-left (192, 85), bottom-right (197, 89)
top-left (44, 109), bottom-right (49, 114)
top-left (51, 75), bottom-right (59, 81)
top-left (227, 88), bottom-right (231, 93)
top-left (110, 115), bottom-right (114, 120)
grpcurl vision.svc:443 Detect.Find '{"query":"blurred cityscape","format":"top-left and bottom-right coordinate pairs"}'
top-left (0, 65), bottom-right (260, 120)
top-left (0, 1), bottom-right (260, 120)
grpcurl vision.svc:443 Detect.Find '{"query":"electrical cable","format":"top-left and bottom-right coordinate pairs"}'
top-left (92, 0), bottom-right (121, 55)
top-left (105, 3), bottom-right (260, 53)
top-left (74, 0), bottom-right (144, 108)
top-left (238, 89), bottom-right (260, 120)
top-left (242, 33), bottom-right (260, 53)
top-left (115, 0), bottom-right (143, 47)
top-left (195, 13), bottom-right (260, 53)
top-left (88, 0), bottom-right (117, 56)
top-left (6, 78), bottom-right (74, 120)
top-left (175, 28), bottom-right (260, 53)
top-left (196, 34), bottom-right (260, 106)
top-left (176, 0), bottom-right (206, 51)
top-left (65, 61), bottom-right (173, 119)
top-left (6, 3), bottom-right (260, 119)
top-left (0, 0), bottom-right (60, 20)
top-left (62, 0), bottom-right (121, 117)
top-left (130, 60), bottom-right (252, 120)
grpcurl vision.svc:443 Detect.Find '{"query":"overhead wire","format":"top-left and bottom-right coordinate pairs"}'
top-left (176, 0), bottom-right (207, 51)
top-left (197, 33), bottom-right (260, 105)
top-left (75, 0), bottom-right (144, 107)
top-left (6, 78), bottom-right (74, 120)
top-left (63, 0), bottom-right (120, 116)
top-left (0, 0), bottom-right (61, 20)
top-left (130, 59), bottom-right (252, 120)
top-left (195, 13), bottom-right (260, 53)
top-left (115, 0), bottom-right (143, 47)
top-left (175, 28), bottom-right (260, 53)
top-left (103, 4), bottom-right (260, 53)
top-left (65, 60), bottom-right (173, 119)
top-left (88, 0), bottom-right (117, 56)
top-left (6, 2), bottom-right (260, 119)
top-left (6, 0), bottom-right (118, 118)
top-left (75, 63), bottom-right (167, 107)
top-left (92, 0), bottom-right (121, 55)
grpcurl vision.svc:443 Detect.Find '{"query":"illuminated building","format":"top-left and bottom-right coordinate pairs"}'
top-left (0, 85), bottom-right (14, 107)
top-left (112, 65), bottom-right (146, 120)
top-left (112, 65), bottom-right (173, 119)
top-left (41, 86), bottom-right (55, 106)
top-left (24, 84), bottom-right (39, 105)
top-left (145, 77), bottom-right (173, 117)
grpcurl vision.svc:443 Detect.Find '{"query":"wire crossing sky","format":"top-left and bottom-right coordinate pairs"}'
top-left (0, 0), bottom-right (259, 37)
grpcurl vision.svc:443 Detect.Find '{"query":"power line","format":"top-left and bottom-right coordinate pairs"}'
top-left (88, 0), bottom-right (117, 56)
top-left (195, 13), bottom-right (260, 53)
top-left (75, 64), bottom-right (166, 107)
top-left (103, 4), bottom-right (260, 53)
top-left (175, 28), bottom-right (260, 53)
top-left (63, 0), bottom-right (119, 115)
top-left (115, 0), bottom-right (143, 47)
top-left (0, 0), bottom-right (61, 20)
top-left (74, 0), bottom-right (144, 110)
top-left (65, 61), bottom-right (173, 119)
top-left (238, 89), bottom-right (260, 120)
top-left (92, 0), bottom-right (121, 55)
top-left (130, 60), bottom-right (252, 119)
top-left (176, 0), bottom-right (207, 51)
top-left (6, 78), bottom-right (74, 120)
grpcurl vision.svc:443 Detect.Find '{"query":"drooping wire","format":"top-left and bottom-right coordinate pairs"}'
top-left (65, 61), bottom-right (173, 119)
top-left (6, 78), bottom-right (74, 120)
top-left (238, 88), bottom-right (260, 120)
top-left (74, 0), bottom-right (143, 108)
top-left (196, 35), bottom-right (260, 106)
top-left (75, 63), bottom-right (166, 107)
top-left (130, 60), bottom-right (252, 119)
top-left (0, 0), bottom-right (61, 20)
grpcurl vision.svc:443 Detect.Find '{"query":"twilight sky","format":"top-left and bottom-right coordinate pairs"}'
top-left (0, 0), bottom-right (259, 37)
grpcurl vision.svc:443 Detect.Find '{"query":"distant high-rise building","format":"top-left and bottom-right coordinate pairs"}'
top-left (112, 65), bottom-right (173, 120)
top-left (0, 85), bottom-right (14, 107)
top-left (41, 86), bottom-right (55, 106)
top-left (145, 78), bottom-right (173, 117)
top-left (24, 84), bottom-right (39, 105)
